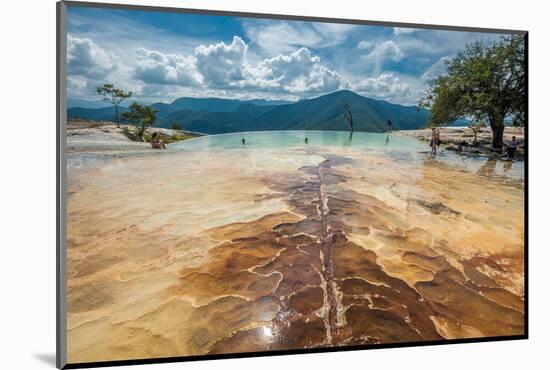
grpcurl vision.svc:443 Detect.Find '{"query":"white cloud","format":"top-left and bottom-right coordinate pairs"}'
top-left (421, 56), bottom-right (451, 82)
top-left (242, 20), bottom-right (357, 57)
top-left (66, 31), bottom-right (425, 104)
top-left (67, 34), bottom-right (115, 79)
top-left (359, 41), bottom-right (404, 75)
top-left (393, 27), bottom-right (417, 35)
top-left (195, 36), bottom-right (249, 88)
top-left (256, 47), bottom-right (347, 93)
top-left (357, 41), bottom-right (374, 50)
top-left (131, 36), bottom-right (346, 97)
top-left (394, 30), bottom-right (501, 57)
top-left (68, 11), bottom-right (202, 58)
top-left (356, 73), bottom-right (409, 96)
top-left (134, 48), bottom-right (202, 86)
top-left (67, 76), bottom-right (87, 91)
top-left (66, 76), bottom-right (90, 100)
top-left (365, 41), bottom-right (404, 62)
top-left (244, 21), bottom-right (323, 56)
top-left (310, 23), bottom-right (359, 45)
top-left (67, 9), bottom-right (508, 105)
top-left (353, 73), bottom-right (423, 105)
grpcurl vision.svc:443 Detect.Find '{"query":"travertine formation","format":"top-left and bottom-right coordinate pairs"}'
top-left (66, 145), bottom-right (524, 363)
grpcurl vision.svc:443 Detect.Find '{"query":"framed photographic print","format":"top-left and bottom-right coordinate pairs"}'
top-left (56, 1), bottom-right (527, 368)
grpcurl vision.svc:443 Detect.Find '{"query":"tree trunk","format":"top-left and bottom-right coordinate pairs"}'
top-left (489, 114), bottom-right (505, 150)
top-left (115, 105), bottom-right (120, 128)
top-left (491, 124), bottom-right (505, 150)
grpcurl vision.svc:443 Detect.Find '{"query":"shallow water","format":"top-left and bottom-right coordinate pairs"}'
top-left (66, 130), bottom-right (525, 363)
top-left (172, 130), bottom-right (425, 151)
top-left (171, 131), bottom-right (524, 180)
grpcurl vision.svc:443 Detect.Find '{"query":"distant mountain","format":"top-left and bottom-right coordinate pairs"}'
top-left (67, 98), bottom-right (123, 109)
top-left (158, 97), bottom-right (291, 114)
top-left (156, 109), bottom-right (262, 133)
top-left (249, 90), bottom-right (430, 132)
top-left (67, 90), bottom-right (431, 134)
top-left (67, 106), bottom-right (129, 121)
top-left (157, 103), bottom-right (279, 133)
top-left (68, 97), bottom-right (290, 123)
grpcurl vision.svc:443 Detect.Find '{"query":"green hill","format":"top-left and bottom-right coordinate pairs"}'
top-left (251, 90), bottom-right (430, 132)
top-left (68, 90), bottom-right (431, 133)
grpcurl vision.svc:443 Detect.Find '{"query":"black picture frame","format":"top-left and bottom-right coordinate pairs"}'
top-left (56, 1), bottom-right (529, 368)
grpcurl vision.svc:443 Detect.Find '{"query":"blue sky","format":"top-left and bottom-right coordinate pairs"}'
top-left (66, 5), bottom-right (509, 106)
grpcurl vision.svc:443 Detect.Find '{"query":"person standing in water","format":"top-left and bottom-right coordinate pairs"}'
top-left (430, 127), bottom-right (440, 156)
top-left (305, 137), bottom-right (308, 144)
top-left (507, 136), bottom-right (518, 159)
top-left (242, 138), bottom-right (246, 145)
top-left (387, 119), bottom-right (392, 132)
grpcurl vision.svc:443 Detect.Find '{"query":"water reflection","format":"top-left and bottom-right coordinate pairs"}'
top-left (261, 326), bottom-right (273, 339)
top-left (477, 158), bottom-right (498, 176)
top-left (503, 160), bottom-right (513, 172)
top-left (344, 132), bottom-right (354, 146)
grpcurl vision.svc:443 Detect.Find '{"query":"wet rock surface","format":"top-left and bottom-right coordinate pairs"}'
top-left (66, 145), bottom-right (524, 363)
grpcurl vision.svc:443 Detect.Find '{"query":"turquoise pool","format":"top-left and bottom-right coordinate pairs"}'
top-left (169, 130), bottom-right (523, 179)
top-left (172, 130), bottom-right (426, 151)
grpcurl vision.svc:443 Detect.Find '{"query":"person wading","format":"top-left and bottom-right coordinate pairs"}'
top-left (430, 127), bottom-right (441, 156)
top-left (507, 136), bottom-right (518, 159)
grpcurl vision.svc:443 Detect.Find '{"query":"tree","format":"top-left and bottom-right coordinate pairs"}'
top-left (96, 84), bottom-right (132, 128)
top-left (420, 35), bottom-right (525, 149)
top-left (171, 121), bottom-right (182, 130)
top-left (343, 102), bottom-right (354, 132)
top-left (121, 102), bottom-right (157, 140)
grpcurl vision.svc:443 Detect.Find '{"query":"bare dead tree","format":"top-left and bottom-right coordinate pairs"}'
top-left (343, 102), bottom-right (354, 132)
top-left (468, 125), bottom-right (478, 146)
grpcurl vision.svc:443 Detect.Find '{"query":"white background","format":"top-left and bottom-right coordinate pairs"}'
top-left (0, 0), bottom-right (547, 368)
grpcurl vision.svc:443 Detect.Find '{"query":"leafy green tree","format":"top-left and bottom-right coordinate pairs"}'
top-left (96, 84), bottom-right (132, 128)
top-left (420, 35), bottom-right (525, 149)
top-left (121, 102), bottom-right (157, 140)
top-left (171, 121), bottom-right (182, 130)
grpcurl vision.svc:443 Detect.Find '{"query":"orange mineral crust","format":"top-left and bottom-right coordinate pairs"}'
top-left (66, 145), bottom-right (524, 363)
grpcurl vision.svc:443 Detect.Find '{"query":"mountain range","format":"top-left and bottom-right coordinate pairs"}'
top-left (67, 90), bottom-right (432, 134)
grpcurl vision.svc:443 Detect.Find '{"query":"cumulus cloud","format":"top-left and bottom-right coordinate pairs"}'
top-left (256, 47), bottom-right (347, 93)
top-left (354, 73), bottom-right (419, 104)
top-left (67, 34), bottom-right (115, 79)
top-left (421, 56), bottom-right (451, 82)
top-left (131, 36), bottom-right (346, 96)
top-left (195, 36), bottom-right (249, 88)
top-left (134, 48), bottom-right (202, 86)
top-left (66, 31), bottom-right (429, 104)
top-left (67, 8), bottom-right (506, 105)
